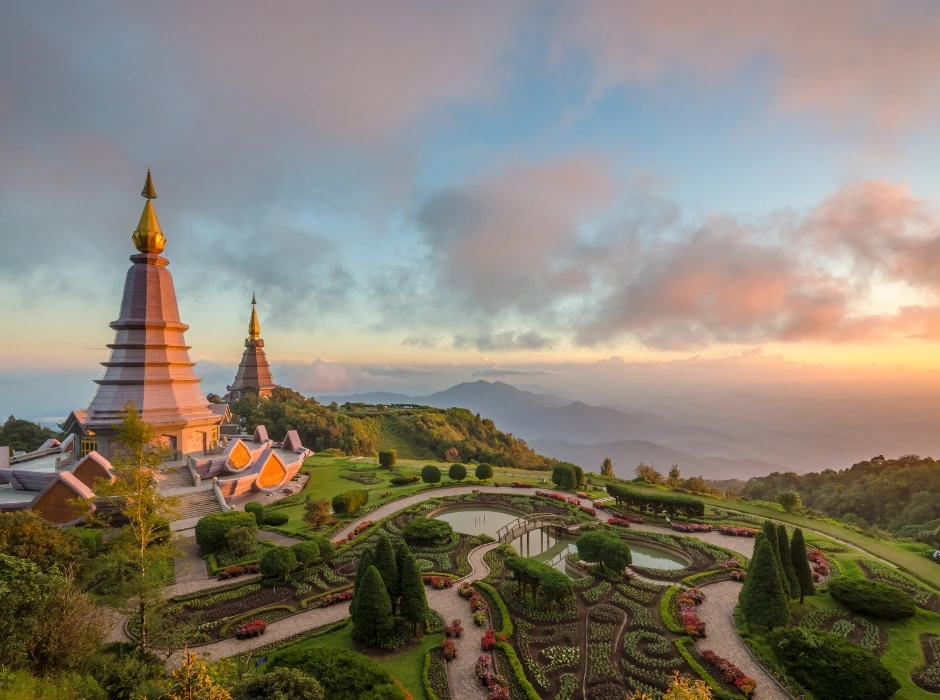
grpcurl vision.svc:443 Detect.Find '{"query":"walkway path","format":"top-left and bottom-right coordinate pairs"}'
top-left (694, 580), bottom-right (789, 700)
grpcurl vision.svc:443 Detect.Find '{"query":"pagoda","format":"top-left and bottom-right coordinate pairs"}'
top-left (61, 170), bottom-right (222, 459)
top-left (225, 294), bottom-right (276, 401)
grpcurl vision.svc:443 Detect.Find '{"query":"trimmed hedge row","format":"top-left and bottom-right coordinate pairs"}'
top-left (682, 569), bottom-right (745, 588)
top-left (474, 580), bottom-right (513, 637)
top-left (495, 641), bottom-right (541, 700)
top-left (828, 577), bottom-right (916, 619)
top-left (674, 637), bottom-right (746, 700)
top-left (660, 586), bottom-right (685, 634)
top-left (607, 484), bottom-right (705, 518)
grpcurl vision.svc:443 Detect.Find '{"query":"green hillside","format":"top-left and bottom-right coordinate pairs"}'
top-left (230, 387), bottom-right (553, 469)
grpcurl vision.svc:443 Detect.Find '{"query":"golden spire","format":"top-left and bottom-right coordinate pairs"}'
top-left (248, 293), bottom-right (261, 340)
top-left (132, 169), bottom-right (166, 254)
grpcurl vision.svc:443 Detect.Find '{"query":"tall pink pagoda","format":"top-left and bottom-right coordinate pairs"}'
top-left (62, 171), bottom-right (221, 459)
top-left (225, 294), bottom-right (276, 401)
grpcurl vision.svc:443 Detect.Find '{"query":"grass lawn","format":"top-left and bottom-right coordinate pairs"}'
top-left (597, 478), bottom-right (940, 588)
top-left (267, 622), bottom-right (445, 699)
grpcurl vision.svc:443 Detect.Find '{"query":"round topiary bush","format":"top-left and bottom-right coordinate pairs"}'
top-left (421, 465), bottom-right (441, 484)
top-left (475, 463), bottom-right (494, 482)
top-left (828, 577), bottom-right (916, 619)
top-left (448, 463), bottom-right (467, 482)
top-left (402, 517), bottom-right (453, 547)
top-left (244, 502), bottom-right (266, 526)
top-left (260, 546), bottom-right (297, 581)
top-left (264, 512), bottom-right (289, 526)
top-left (195, 511), bottom-right (258, 553)
top-left (331, 490), bottom-right (368, 516)
top-left (291, 541), bottom-right (322, 568)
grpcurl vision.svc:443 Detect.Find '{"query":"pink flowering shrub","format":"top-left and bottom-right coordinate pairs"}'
top-left (441, 639), bottom-right (457, 660)
top-left (671, 522), bottom-right (712, 533)
top-left (677, 588), bottom-right (706, 637)
top-left (702, 650), bottom-right (756, 697)
top-left (731, 570), bottom-right (747, 582)
top-left (535, 490), bottom-right (567, 502)
top-left (579, 506), bottom-right (597, 516)
top-left (592, 500), bottom-right (605, 509)
top-left (424, 575), bottom-right (453, 589)
top-left (235, 619), bottom-right (266, 639)
top-left (719, 557), bottom-right (741, 569)
top-left (718, 526), bottom-right (760, 537)
top-left (808, 550), bottom-right (830, 580)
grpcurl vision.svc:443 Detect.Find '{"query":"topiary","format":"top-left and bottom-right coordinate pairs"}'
top-left (378, 449), bottom-right (397, 470)
top-left (389, 475), bottom-right (419, 486)
top-left (421, 465), bottom-right (441, 484)
top-left (331, 490), bottom-right (368, 516)
top-left (777, 524), bottom-right (800, 599)
top-left (475, 463), bottom-right (494, 482)
top-left (402, 517), bottom-right (453, 547)
top-left (310, 534), bottom-right (334, 562)
top-left (739, 537), bottom-right (790, 629)
top-left (768, 627), bottom-right (900, 700)
top-left (576, 531), bottom-right (632, 572)
top-left (225, 526), bottom-right (257, 557)
top-left (373, 533), bottom-right (399, 603)
top-left (244, 502), bottom-right (266, 526)
top-left (292, 541), bottom-right (322, 568)
top-left (448, 463), bottom-right (467, 482)
top-left (265, 512), bottom-right (289, 526)
top-left (233, 666), bottom-right (325, 700)
top-left (351, 566), bottom-right (394, 647)
top-left (260, 545), bottom-right (297, 581)
top-left (195, 511), bottom-right (258, 553)
top-left (790, 529), bottom-right (815, 603)
top-left (828, 578), bottom-right (916, 619)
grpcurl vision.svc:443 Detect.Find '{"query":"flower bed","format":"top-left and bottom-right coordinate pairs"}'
top-left (677, 588), bottom-right (706, 638)
top-left (718, 526), bottom-right (759, 537)
top-left (808, 549), bottom-right (830, 582)
top-left (234, 619), bottom-right (266, 639)
top-left (608, 514), bottom-right (644, 528)
top-left (857, 560), bottom-right (940, 612)
top-left (592, 500), bottom-right (605, 509)
top-left (671, 522), bottom-right (713, 533)
top-left (424, 575), bottom-right (454, 589)
top-left (424, 647), bottom-right (452, 700)
top-left (218, 563), bottom-right (261, 580)
top-left (579, 505), bottom-right (597, 516)
top-left (701, 650), bottom-right (756, 697)
top-left (913, 634), bottom-right (940, 693)
top-left (535, 490), bottom-right (567, 502)
top-left (301, 586), bottom-right (353, 609)
top-left (441, 638), bottom-right (457, 660)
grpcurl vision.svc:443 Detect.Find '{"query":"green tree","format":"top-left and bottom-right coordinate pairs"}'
top-left (291, 541), bottom-right (321, 568)
top-left (195, 512), bottom-right (258, 554)
top-left (776, 524), bottom-right (800, 599)
top-left (260, 546), bottom-right (297, 581)
top-left (760, 520), bottom-right (788, 595)
top-left (448, 463), bottom-right (467, 482)
top-left (740, 538), bottom-right (790, 629)
top-left (303, 497), bottom-right (333, 529)
top-left (373, 533), bottom-right (400, 605)
top-left (576, 531), bottom-right (632, 572)
top-left (233, 667), bottom-right (324, 700)
top-left (790, 529), bottom-right (815, 603)
top-left (397, 542), bottom-right (428, 634)
top-left (350, 549), bottom-right (374, 620)
top-left (421, 465), bottom-right (441, 484)
top-left (666, 464), bottom-right (682, 488)
top-left (475, 463), bottom-right (494, 482)
top-left (402, 517), bottom-right (453, 546)
top-left (352, 566), bottom-right (395, 646)
top-left (635, 463), bottom-right (665, 485)
top-left (551, 464), bottom-right (577, 489)
top-left (571, 464), bottom-right (585, 488)
top-left (268, 647), bottom-right (406, 700)
top-left (0, 510), bottom-right (90, 579)
top-left (378, 449), bottom-right (397, 470)
top-left (776, 490), bottom-right (802, 512)
top-left (243, 502), bottom-right (265, 526)
top-left (0, 415), bottom-right (61, 453)
top-left (225, 527), bottom-right (256, 557)
top-left (539, 567), bottom-right (574, 607)
top-left (89, 401), bottom-right (177, 653)
top-left (310, 533), bottom-right (334, 563)
top-left (601, 456), bottom-right (614, 478)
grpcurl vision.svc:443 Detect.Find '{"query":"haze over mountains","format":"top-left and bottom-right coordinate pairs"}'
top-left (318, 380), bottom-right (940, 480)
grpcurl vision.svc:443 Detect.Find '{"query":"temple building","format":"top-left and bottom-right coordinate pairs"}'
top-left (60, 170), bottom-right (222, 459)
top-left (225, 294), bottom-right (276, 401)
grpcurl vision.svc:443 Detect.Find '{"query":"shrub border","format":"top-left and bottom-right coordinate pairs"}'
top-left (495, 640), bottom-right (541, 700)
top-left (474, 580), bottom-right (513, 637)
top-left (660, 585), bottom-right (685, 634)
top-left (674, 637), bottom-right (746, 700)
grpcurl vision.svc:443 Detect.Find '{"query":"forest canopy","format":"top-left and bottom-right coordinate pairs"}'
top-left (231, 387), bottom-right (554, 470)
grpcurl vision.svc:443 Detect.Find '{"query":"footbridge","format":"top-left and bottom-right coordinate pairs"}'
top-left (496, 513), bottom-right (583, 543)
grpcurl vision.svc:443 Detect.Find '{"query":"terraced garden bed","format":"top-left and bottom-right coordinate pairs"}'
top-left (857, 560), bottom-right (940, 613)
top-left (795, 608), bottom-right (887, 656)
top-left (913, 634), bottom-right (940, 693)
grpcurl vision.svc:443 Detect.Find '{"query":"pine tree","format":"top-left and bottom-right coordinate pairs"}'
top-left (352, 566), bottom-right (395, 646)
top-left (740, 538), bottom-right (790, 629)
top-left (601, 457), bottom-right (614, 477)
top-left (776, 524), bottom-right (800, 599)
top-left (790, 528), bottom-right (816, 603)
top-left (350, 549), bottom-right (374, 621)
top-left (761, 520), bottom-right (788, 595)
top-left (398, 544), bottom-right (429, 635)
top-left (373, 533), bottom-right (400, 609)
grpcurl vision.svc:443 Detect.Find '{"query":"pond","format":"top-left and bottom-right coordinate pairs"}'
top-left (432, 504), bottom-right (688, 575)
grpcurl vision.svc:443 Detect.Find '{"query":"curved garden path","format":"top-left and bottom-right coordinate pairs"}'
top-left (141, 485), bottom-right (794, 697)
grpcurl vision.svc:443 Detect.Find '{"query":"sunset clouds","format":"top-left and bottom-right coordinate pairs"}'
top-left (3, 1), bottom-right (940, 403)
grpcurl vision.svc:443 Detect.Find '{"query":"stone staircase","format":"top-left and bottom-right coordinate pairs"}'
top-left (159, 467), bottom-right (195, 490)
top-left (173, 489), bottom-right (222, 520)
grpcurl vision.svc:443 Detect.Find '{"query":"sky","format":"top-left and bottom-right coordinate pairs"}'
top-left (5, 0), bottom-right (940, 418)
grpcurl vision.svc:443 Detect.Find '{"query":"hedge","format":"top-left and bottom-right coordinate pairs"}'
top-left (422, 650), bottom-right (438, 700)
top-left (195, 511), bottom-right (258, 553)
top-left (474, 580), bottom-right (513, 637)
top-left (607, 484), bottom-right (705, 518)
top-left (299, 584), bottom-right (354, 609)
top-left (674, 637), bottom-right (745, 700)
top-left (264, 512), bottom-right (289, 526)
top-left (219, 604), bottom-right (294, 636)
top-left (828, 577), bottom-right (916, 619)
top-left (332, 489), bottom-right (368, 516)
top-left (660, 586), bottom-right (685, 634)
top-left (682, 569), bottom-right (745, 588)
top-left (495, 641), bottom-right (541, 700)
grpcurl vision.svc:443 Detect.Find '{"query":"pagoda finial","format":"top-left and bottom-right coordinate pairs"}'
top-left (141, 168), bottom-right (157, 200)
top-left (248, 295), bottom-right (261, 340)
top-left (132, 169), bottom-right (166, 254)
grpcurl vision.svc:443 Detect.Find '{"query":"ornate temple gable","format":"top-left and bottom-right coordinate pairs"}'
top-left (29, 472), bottom-right (96, 526)
top-left (254, 448), bottom-right (288, 490)
top-left (223, 439), bottom-right (253, 471)
top-left (71, 451), bottom-right (116, 489)
top-left (252, 424), bottom-right (269, 444)
top-left (38, 438), bottom-right (61, 451)
top-left (282, 430), bottom-right (303, 453)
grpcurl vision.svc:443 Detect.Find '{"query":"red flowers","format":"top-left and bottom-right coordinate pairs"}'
top-left (579, 506), bottom-right (597, 516)
top-left (730, 570), bottom-right (746, 582)
top-left (310, 588), bottom-right (354, 608)
top-left (511, 482), bottom-right (529, 488)
top-left (234, 619), bottom-right (266, 639)
top-left (808, 550), bottom-right (830, 581)
top-left (608, 515), bottom-right (645, 528)
top-left (219, 565), bottom-right (244, 580)
top-left (345, 520), bottom-right (374, 541)
top-left (567, 497), bottom-right (580, 505)
top-left (701, 650), bottom-right (756, 697)
top-left (535, 490), bottom-right (567, 502)
top-left (592, 500), bottom-right (605, 509)
top-left (481, 629), bottom-right (496, 650)
top-left (677, 589), bottom-right (706, 638)
top-left (577, 492), bottom-right (589, 499)
top-left (441, 639), bottom-right (457, 660)
top-left (423, 576), bottom-right (453, 589)
top-left (718, 526), bottom-right (759, 537)
top-left (719, 557), bottom-right (741, 569)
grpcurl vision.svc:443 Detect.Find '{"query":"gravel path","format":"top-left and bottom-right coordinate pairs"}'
top-left (694, 580), bottom-right (790, 700)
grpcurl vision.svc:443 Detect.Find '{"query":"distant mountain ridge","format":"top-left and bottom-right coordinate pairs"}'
top-left (317, 380), bottom-right (792, 480)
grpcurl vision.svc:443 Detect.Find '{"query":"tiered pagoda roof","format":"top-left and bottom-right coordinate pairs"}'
top-left (227, 294), bottom-right (276, 400)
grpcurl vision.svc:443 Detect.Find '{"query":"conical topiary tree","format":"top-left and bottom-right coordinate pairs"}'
top-left (398, 544), bottom-right (429, 635)
top-left (352, 565), bottom-right (395, 646)
top-left (761, 520), bottom-right (788, 595)
top-left (790, 528), bottom-right (816, 603)
top-left (777, 524), bottom-right (800, 599)
top-left (373, 533), bottom-right (400, 609)
top-left (350, 549), bottom-right (374, 620)
top-left (740, 537), bottom-right (790, 629)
